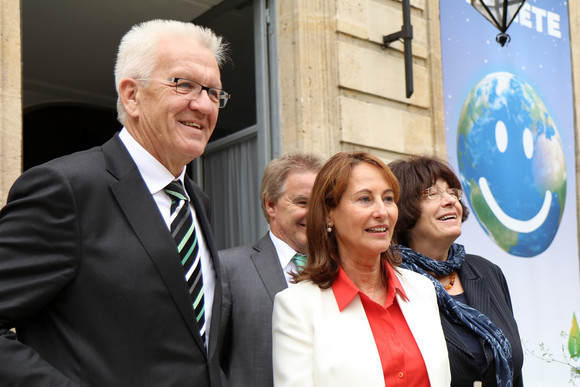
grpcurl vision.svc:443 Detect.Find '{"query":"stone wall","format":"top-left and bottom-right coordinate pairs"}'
top-left (276, 0), bottom-right (342, 157)
top-left (276, 0), bottom-right (445, 163)
top-left (0, 0), bottom-right (22, 207)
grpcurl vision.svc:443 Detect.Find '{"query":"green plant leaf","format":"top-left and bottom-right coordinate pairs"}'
top-left (569, 312), bottom-right (580, 360)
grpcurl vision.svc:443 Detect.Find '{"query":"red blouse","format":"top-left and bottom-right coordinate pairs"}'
top-left (332, 264), bottom-right (431, 387)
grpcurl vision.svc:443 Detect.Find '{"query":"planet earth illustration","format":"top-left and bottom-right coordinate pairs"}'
top-left (457, 72), bottom-right (566, 257)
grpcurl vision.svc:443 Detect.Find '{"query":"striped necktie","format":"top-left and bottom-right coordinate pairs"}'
top-left (291, 253), bottom-right (308, 271)
top-left (164, 180), bottom-right (206, 345)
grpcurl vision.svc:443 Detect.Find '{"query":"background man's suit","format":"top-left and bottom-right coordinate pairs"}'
top-left (220, 234), bottom-right (287, 387)
top-left (0, 135), bottom-right (222, 386)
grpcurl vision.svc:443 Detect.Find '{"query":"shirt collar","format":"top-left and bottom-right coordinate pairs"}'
top-left (119, 128), bottom-right (186, 194)
top-left (332, 262), bottom-right (410, 311)
top-left (269, 231), bottom-right (298, 268)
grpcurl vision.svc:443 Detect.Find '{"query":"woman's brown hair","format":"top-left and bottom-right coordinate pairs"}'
top-left (296, 151), bottom-right (401, 288)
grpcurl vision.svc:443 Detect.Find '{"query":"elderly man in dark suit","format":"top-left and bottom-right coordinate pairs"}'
top-left (0, 20), bottom-right (230, 386)
top-left (219, 153), bottom-right (323, 387)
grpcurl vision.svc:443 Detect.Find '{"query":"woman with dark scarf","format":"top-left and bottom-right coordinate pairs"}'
top-left (388, 155), bottom-right (523, 387)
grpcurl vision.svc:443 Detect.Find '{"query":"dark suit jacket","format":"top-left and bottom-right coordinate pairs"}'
top-left (443, 254), bottom-right (524, 387)
top-left (219, 234), bottom-right (287, 387)
top-left (0, 134), bottom-right (222, 386)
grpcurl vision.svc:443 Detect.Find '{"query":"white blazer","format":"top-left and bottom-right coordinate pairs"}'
top-left (272, 268), bottom-right (451, 387)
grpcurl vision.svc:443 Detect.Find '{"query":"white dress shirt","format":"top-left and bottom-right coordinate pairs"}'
top-left (268, 231), bottom-right (302, 286)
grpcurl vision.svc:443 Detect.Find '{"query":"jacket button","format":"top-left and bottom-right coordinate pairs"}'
top-left (397, 371), bottom-right (404, 378)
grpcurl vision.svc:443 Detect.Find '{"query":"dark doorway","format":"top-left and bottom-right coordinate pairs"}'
top-left (23, 104), bottom-right (121, 170)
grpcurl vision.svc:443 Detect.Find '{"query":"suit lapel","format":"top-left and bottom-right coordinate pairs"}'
top-left (396, 269), bottom-right (452, 385)
top-left (397, 291), bottom-right (430, 352)
top-left (442, 259), bottom-right (492, 356)
top-left (184, 177), bottom-right (222, 358)
top-left (103, 136), bottom-right (205, 353)
top-left (461, 258), bottom-right (493, 319)
top-left (329, 292), bottom-right (384, 386)
top-left (440, 312), bottom-right (472, 354)
top-left (250, 235), bottom-right (288, 302)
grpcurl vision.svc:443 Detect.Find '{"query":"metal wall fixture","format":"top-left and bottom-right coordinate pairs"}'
top-left (382, 0), bottom-right (413, 98)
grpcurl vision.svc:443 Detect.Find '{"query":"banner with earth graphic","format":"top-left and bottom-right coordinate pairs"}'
top-left (440, 1), bottom-right (580, 385)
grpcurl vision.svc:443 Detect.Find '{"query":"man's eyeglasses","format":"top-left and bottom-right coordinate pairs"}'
top-left (422, 187), bottom-right (463, 201)
top-left (168, 77), bottom-right (231, 108)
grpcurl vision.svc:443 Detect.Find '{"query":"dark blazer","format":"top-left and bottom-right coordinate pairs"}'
top-left (0, 134), bottom-right (222, 386)
top-left (443, 254), bottom-right (524, 387)
top-left (219, 234), bottom-right (288, 387)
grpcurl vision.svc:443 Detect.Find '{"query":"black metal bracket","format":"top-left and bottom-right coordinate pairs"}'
top-left (383, 23), bottom-right (413, 48)
top-left (382, 0), bottom-right (414, 98)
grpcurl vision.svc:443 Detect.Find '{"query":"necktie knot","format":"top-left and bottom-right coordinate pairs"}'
top-left (291, 253), bottom-right (308, 271)
top-left (164, 180), bottom-right (188, 214)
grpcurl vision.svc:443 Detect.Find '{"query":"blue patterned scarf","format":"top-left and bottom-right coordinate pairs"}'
top-left (397, 243), bottom-right (514, 387)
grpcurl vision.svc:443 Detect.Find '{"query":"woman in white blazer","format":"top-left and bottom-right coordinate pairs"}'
top-left (272, 152), bottom-right (451, 387)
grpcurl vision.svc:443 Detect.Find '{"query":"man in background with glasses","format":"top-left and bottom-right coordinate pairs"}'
top-left (0, 19), bottom-right (230, 386)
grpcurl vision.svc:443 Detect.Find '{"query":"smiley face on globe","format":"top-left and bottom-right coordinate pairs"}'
top-left (457, 72), bottom-right (566, 257)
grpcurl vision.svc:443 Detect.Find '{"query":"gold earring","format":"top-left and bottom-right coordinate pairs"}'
top-left (327, 222), bottom-right (333, 233)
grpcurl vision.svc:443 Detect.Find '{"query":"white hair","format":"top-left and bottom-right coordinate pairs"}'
top-left (114, 19), bottom-right (228, 124)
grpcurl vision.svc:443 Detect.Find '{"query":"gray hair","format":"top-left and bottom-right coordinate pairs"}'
top-left (260, 153), bottom-right (324, 223)
top-left (114, 19), bottom-right (228, 124)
